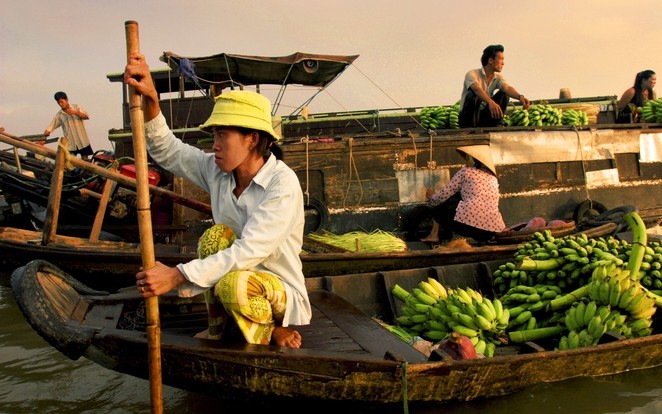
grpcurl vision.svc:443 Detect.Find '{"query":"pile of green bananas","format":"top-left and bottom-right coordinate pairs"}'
top-left (561, 108), bottom-right (589, 126)
top-left (505, 105), bottom-right (588, 127)
top-left (389, 212), bottom-right (660, 353)
top-left (392, 278), bottom-right (508, 357)
top-left (499, 284), bottom-right (565, 331)
top-left (556, 263), bottom-right (657, 349)
top-left (638, 98), bottom-right (662, 123)
top-left (493, 229), bottom-right (662, 297)
top-left (419, 102), bottom-right (460, 130)
top-left (504, 108), bottom-right (529, 126)
top-left (528, 104), bottom-right (563, 126)
top-left (505, 104), bottom-right (564, 127)
top-left (493, 230), bottom-right (601, 294)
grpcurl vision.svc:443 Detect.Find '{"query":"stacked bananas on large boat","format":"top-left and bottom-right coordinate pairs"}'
top-left (419, 102), bottom-right (460, 130)
top-left (390, 211), bottom-right (661, 355)
top-left (560, 108), bottom-right (590, 126)
top-left (638, 98), bottom-right (662, 123)
top-left (505, 104), bottom-right (588, 127)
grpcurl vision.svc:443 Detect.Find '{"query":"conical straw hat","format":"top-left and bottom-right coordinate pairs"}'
top-left (456, 145), bottom-right (496, 175)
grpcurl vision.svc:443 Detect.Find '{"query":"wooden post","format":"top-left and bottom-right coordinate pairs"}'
top-left (41, 137), bottom-right (68, 245)
top-left (125, 20), bottom-right (163, 413)
top-left (89, 161), bottom-right (119, 242)
top-left (13, 147), bottom-right (22, 174)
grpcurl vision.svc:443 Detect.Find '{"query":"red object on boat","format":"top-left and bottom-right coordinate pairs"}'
top-left (119, 164), bottom-right (161, 186)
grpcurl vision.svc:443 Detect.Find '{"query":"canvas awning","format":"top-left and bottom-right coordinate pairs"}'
top-left (160, 51), bottom-right (359, 90)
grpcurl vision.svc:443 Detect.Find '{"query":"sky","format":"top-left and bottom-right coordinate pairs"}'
top-left (2, 0), bottom-right (662, 153)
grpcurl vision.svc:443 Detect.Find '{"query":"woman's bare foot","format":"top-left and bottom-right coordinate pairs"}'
top-left (194, 329), bottom-right (209, 339)
top-left (421, 220), bottom-right (440, 243)
top-left (271, 326), bottom-right (302, 348)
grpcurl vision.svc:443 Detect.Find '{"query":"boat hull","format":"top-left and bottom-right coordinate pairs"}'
top-left (10, 258), bottom-right (662, 405)
top-left (0, 224), bottom-right (617, 290)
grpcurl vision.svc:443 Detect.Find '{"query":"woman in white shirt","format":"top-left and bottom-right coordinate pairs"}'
top-left (125, 53), bottom-right (310, 349)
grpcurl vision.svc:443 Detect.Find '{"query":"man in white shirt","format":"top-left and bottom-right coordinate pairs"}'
top-left (44, 91), bottom-right (94, 161)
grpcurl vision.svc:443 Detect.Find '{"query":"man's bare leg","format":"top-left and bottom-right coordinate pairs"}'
top-left (271, 326), bottom-right (302, 348)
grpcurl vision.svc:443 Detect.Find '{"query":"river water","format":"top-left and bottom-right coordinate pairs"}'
top-left (2, 282), bottom-right (662, 414)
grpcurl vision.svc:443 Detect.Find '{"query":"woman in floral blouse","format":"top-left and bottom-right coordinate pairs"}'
top-left (421, 145), bottom-right (506, 245)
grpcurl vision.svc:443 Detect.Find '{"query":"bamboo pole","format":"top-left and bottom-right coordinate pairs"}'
top-left (125, 20), bottom-right (163, 413)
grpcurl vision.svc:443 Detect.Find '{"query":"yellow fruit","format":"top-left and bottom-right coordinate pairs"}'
top-left (197, 224), bottom-right (237, 259)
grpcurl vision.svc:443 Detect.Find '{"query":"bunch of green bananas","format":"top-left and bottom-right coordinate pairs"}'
top-left (558, 294), bottom-right (654, 350)
top-left (638, 98), bottom-right (662, 123)
top-left (588, 264), bottom-right (657, 321)
top-left (391, 279), bottom-right (508, 357)
top-left (499, 284), bottom-right (564, 331)
top-left (419, 106), bottom-right (449, 130)
top-left (448, 102), bottom-right (460, 128)
top-left (561, 108), bottom-right (589, 126)
top-left (529, 104), bottom-right (563, 126)
top-left (493, 230), bottom-right (603, 294)
top-left (419, 102), bottom-right (461, 130)
top-left (505, 108), bottom-right (529, 126)
top-left (639, 240), bottom-right (662, 292)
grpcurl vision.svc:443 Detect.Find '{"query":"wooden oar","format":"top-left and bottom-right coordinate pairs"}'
top-left (124, 20), bottom-right (163, 413)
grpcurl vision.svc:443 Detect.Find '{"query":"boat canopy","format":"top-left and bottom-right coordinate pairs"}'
top-left (160, 51), bottom-right (359, 90)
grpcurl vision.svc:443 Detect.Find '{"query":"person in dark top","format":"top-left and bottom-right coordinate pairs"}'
top-left (617, 70), bottom-right (656, 123)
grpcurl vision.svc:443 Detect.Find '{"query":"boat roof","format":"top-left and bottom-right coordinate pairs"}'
top-left (161, 51), bottom-right (359, 89)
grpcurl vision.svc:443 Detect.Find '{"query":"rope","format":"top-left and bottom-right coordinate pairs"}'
top-left (56, 140), bottom-right (75, 171)
top-left (322, 89), bottom-right (373, 134)
top-left (351, 63), bottom-right (426, 129)
top-left (301, 136), bottom-right (311, 205)
top-left (342, 137), bottom-right (364, 207)
top-left (573, 125), bottom-right (593, 206)
top-left (400, 362), bottom-right (409, 414)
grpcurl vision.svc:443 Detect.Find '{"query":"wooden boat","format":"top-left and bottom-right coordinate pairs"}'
top-left (11, 258), bottom-right (662, 406)
top-left (0, 128), bottom-right (635, 295)
top-left (0, 130), bottom-right (207, 243)
top-left (105, 52), bottom-right (662, 239)
top-left (0, 222), bottom-right (619, 291)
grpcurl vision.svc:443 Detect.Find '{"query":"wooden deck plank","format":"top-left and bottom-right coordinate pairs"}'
top-left (308, 290), bottom-right (427, 363)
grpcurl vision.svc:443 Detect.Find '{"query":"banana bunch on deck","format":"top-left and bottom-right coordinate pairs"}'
top-left (419, 102), bottom-right (460, 130)
top-left (493, 230), bottom-right (602, 294)
top-left (505, 105), bottom-right (588, 127)
top-left (638, 98), bottom-right (662, 123)
top-left (556, 263), bottom-right (657, 350)
top-left (528, 104), bottom-right (563, 126)
top-left (499, 284), bottom-right (565, 332)
top-left (561, 108), bottom-right (589, 126)
top-left (392, 278), bottom-right (508, 357)
top-left (387, 212), bottom-right (660, 354)
top-left (504, 108), bottom-right (530, 126)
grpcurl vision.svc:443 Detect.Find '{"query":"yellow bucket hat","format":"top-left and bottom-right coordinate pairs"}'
top-left (199, 90), bottom-right (280, 142)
